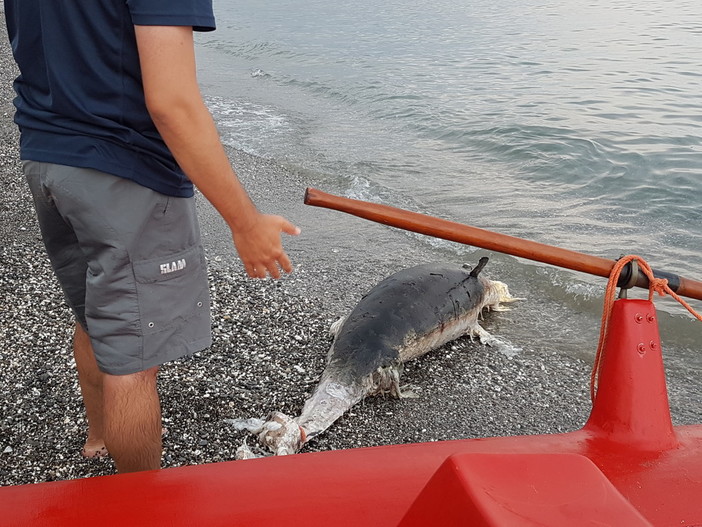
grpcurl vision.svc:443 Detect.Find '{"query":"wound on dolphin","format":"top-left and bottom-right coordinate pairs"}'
top-left (229, 257), bottom-right (521, 458)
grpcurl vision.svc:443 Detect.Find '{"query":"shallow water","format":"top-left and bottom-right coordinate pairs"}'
top-left (195, 0), bottom-right (701, 409)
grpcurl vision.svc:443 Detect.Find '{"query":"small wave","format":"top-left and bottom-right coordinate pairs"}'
top-left (205, 96), bottom-right (294, 158)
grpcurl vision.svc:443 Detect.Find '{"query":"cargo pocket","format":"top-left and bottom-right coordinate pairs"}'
top-left (132, 244), bottom-right (209, 336)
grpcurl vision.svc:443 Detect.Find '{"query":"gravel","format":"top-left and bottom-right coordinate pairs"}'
top-left (0, 26), bottom-right (594, 485)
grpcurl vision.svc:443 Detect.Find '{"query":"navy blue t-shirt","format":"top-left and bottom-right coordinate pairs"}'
top-left (4, 0), bottom-right (216, 197)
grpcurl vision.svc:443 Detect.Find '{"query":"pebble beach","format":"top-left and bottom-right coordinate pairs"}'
top-left (0, 22), bottom-right (625, 486)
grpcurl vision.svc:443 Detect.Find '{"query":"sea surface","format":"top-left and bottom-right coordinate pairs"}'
top-left (194, 0), bottom-right (701, 413)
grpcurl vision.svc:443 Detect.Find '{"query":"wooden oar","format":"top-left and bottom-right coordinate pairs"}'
top-left (304, 187), bottom-right (702, 302)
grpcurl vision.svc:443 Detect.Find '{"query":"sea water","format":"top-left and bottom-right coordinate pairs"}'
top-left (194, 0), bottom-right (701, 414)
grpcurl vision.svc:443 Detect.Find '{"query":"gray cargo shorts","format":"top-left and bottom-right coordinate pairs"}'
top-left (23, 161), bottom-right (212, 375)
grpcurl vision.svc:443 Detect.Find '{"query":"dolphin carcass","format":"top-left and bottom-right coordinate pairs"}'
top-left (230, 257), bottom-right (520, 457)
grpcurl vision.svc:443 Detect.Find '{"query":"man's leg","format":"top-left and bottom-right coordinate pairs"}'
top-left (73, 323), bottom-right (107, 458)
top-left (103, 366), bottom-right (162, 473)
top-left (75, 322), bottom-right (163, 470)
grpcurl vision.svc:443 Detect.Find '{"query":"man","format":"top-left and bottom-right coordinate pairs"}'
top-left (3, 1), bottom-right (300, 473)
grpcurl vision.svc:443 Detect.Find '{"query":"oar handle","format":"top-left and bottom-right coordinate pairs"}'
top-left (304, 187), bottom-right (702, 301)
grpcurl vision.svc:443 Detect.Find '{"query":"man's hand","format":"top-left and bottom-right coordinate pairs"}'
top-left (232, 213), bottom-right (301, 279)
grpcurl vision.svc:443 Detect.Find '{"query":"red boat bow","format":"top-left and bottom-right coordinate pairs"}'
top-left (1, 297), bottom-right (700, 526)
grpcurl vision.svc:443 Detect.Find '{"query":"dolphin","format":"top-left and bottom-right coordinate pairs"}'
top-left (229, 257), bottom-right (520, 457)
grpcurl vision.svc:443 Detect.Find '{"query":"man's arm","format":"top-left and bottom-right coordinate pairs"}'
top-left (134, 25), bottom-right (299, 279)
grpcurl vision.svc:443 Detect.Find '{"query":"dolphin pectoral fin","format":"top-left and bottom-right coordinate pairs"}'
top-left (367, 365), bottom-right (405, 398)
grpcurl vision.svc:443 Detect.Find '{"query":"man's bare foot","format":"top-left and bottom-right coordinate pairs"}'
top-left (81, 440), bottom-right (109, 459)
top-left (81, 427), bottom-right (168, 459)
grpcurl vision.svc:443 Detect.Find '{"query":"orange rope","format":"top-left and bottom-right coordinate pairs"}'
top-left (590, 255), bottom-right (702, 402)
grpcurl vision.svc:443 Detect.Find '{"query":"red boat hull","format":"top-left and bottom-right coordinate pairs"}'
top-left (1, 298), bottom-right (700, 526)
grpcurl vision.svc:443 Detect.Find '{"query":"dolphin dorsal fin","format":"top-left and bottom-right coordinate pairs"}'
top-left (469, 256), bottom-right (489, 277)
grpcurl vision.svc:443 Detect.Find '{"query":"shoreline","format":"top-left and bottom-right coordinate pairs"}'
top-left (1, 27), bottom-right (596, 485)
